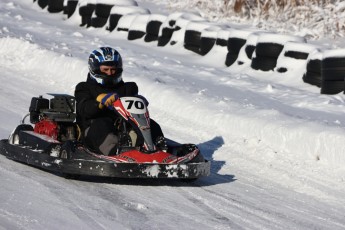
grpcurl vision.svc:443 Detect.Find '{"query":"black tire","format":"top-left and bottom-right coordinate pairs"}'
top-left (303, 72), bottom-right (322, 87)
top-left (215, 38), bottom-right (227, 47)
top-left (79, 4), bottom-right (96, 27)
top-left (158, 36), bottom-right (171, 47)
top-left (47, 0), bottom-right (64, 13)
top-left (80, 15), bottom-right (88, 27)
top-left (9, 124), bottom-right (34, 145)
top-left (59, 141), bottom-right (75, 159)
top-left (320, 80), bottom-right (344, 94)
top-left (227, 38), bottom-right (246, 53)
top-left (307, 59), bottom-right (321, 72)
top-left (184, 44), bottom-right (200, 54)
top-left (60, 140), bottom-right (80, 180)
top-left (146, 21), bottom-right (162, 37)
top-left (284, 51), bottom-right (309, 60)
top-left (37, 0), bottom-right (49, 9)
top-left (95, 4), bottom-right (113, 18)
top-left (322, 67), bottom-right (345, 81)
top-left (255, 42), bottom-right (284, 58)
top-left (322, 57), bottom-right (345, 69)
top-left (200, 37), bottom-right (216, 56)
top-left (128, 30), bottom-right (146, 40)
top-left (251, 56), bottom-right (277, 71)
top-left (79, 4), bottom-right (95, 16)
top-left (158, 27), bottom-right (174, 46)
top-left (107, 14), bottom-right (122, 32)
top-left (66, 0), bottom-right (78, 18)
top-left (245, 45), bottom-right (256, 59)
top-left (225, 53), bottom-right (239, 67)
top-left (144, 33), bottom-right (158, 42)
top-left (90, 17), bottom-right (108, 28)
top-left (184, 30), bottom-right (201, 47)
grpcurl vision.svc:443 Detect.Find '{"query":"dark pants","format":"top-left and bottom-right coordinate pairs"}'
top-left (84, 117), bottom-right (118, 155)
top-left (84, 117), bottom-right (164, 155)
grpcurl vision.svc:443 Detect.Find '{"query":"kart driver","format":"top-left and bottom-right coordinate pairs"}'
top-left (74, 47), bottom-right (165, 155)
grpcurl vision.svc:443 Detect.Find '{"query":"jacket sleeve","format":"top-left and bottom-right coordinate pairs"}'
top-left (74, 82), bottom-right (101, 119)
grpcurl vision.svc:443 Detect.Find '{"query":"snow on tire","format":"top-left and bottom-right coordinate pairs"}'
top-left (128, 14), bottom-right (150, 41)
top-left (144, 14), bottom-right (167, 43)
top-left (106, 6), bottom-right (150, 32)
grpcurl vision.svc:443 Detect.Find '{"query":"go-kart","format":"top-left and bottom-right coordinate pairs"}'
top-left (0, 94), bottom-right (210, 180)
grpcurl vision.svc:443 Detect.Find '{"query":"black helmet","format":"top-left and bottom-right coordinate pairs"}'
top-left (88, 47), bottom-right (123, 86)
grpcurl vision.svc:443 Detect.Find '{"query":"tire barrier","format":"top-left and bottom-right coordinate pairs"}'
top-left (157, 12), bottom-right (185, 47)
top-left (128, 14), bottom-right (150, 40)
top-left (48, 0), bottom-right (64, 13)
top-left (275, 42), bottom-right (320, 74)
top-left (233, 32), bottom-right (265, 68)
top-left (215, 29), bottom-right (229, 47)
top-left (225, 29), bottom-right (253, 67)
top-left (106, 6), bottom-right (149, 32)
top-left (33, 0), bottom-right (345, 95)
top-left (198, 28), bottom-right (231, 65)
top-left (184, 22), bottom-right (212, 55)
top-left (251, 34), bottom-right (305, 71)
top-left (90, 0), bottom-right (115, 28)
top-left (303, 51), bottom-right (322, 87)
top-left (169, 13), bottom-right (205, 47)
top-left (321, 49), bottom-right (345, 94)
top-left (199, 26), bottom-right (222, 56)
top-left (144, 14), bottom-right (167, 43)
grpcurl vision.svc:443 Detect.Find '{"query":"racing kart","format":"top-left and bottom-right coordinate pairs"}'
top-left (0, 94), bottom-right (210, 180)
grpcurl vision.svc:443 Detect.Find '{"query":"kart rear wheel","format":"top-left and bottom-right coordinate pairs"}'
top-left (60, 141), bottom-right (80, 179)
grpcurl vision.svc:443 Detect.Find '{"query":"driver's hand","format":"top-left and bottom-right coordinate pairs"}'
top-left (96, 93), bottom-right (118, 109)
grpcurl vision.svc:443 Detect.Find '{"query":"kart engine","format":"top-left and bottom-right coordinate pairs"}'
top-left (29, 95), bottom-right (77, 141)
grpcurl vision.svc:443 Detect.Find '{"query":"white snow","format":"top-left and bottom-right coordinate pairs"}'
top-left (1, 0), bottom-right (345, 229)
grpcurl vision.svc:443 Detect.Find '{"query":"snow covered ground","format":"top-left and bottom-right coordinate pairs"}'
top-left (0, 0), bottom-right (345, 229)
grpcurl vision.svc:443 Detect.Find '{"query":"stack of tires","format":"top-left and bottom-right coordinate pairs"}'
top-left (321, 49), bottom-right (345, 94)
top-left (251, 34), bottom-right (305, 71)
top-left (225, 29), bottom-right (253, 67)
top-left (157, 12), bottom-right (184, 47)
top-left (302, 50), bottom-right (323, 87)
top-left (79, 0), bottom-right (96, 27)
top-left (197, 29), bottom-right (231, 66)
top-left (184, 22), bottom-right (212, 55)
top-left (234, 32), bottom-right (261, 67)
top-left (275, 42), bottom-right (318, 74)
top-left (144, 14), bottom-right (167, 42)
top-left (199, 26), bottom-right (222, 56)
top-left (168, 13), bottom-right (205, 47)
top-left (106, 5), bottom-right (149, 32)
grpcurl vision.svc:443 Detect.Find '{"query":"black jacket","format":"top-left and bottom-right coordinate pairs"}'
top-left (74, 74), bottom-right (138, 133)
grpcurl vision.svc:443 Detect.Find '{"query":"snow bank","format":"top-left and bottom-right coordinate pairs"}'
top-left (0, 37), bottom-right (87, 90)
